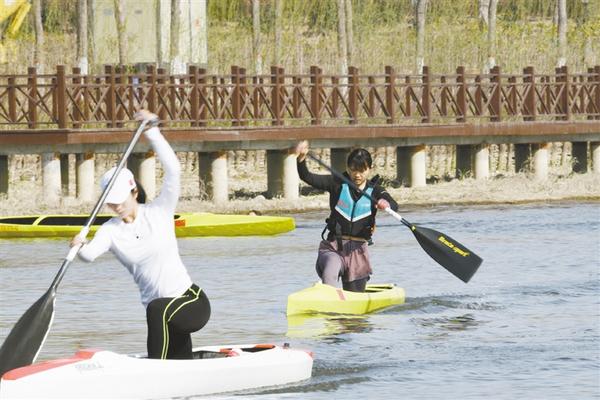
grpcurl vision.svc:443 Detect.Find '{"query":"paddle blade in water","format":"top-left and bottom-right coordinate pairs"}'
top-left (410, 225), bottom-right (482, 283)
top-left (0, 288), bottom-right (55, 377)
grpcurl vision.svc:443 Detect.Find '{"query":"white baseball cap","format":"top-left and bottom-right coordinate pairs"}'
top-left (100, 167), bottom-right (137, 204)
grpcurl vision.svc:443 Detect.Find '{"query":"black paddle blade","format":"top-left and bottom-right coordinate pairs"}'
top-left (409, 225), bottom-right (482, 283)
top-left (0, 288), bottom-right (56, 378)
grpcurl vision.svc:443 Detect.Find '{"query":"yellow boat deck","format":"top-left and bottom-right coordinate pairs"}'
top-left (286, 282), bottom-right (405, 316)
top-left (0, 213), bottom-right (295, 238)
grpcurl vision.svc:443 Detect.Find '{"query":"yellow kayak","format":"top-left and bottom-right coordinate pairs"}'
top-left (0, 213), bottom-right (295, 238)
top-left (286, 282), bottom-right (405, 316)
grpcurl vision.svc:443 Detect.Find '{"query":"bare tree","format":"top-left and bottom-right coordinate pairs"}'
top-left (77, 0), bottom-right (89, 74)
top-left (414, 0), bottom-right (427, 74)
top-left (556, 0), bottom-right (567, 67)
top-left (170, 0), bottom-right (185, 73)
top-left (156, 0), bottom-right (163, 65)
top-left (336, 0), bottom-right (348, 77)
top-left (345, 0), bottom-right (354, 66)
top-left (486, 0), bottom-right (498, 71)
top-left (478, 0), bottom-right (489, 27)
top-left (113, 0), bottom-right (127, 65)
top-left (274, 0), bottom-right (284, 66)
top-left (32, 0), bottom-right (44, 71)
top-left (581, 0), bottom-right (594, 66)
top-left (252, 0), bottom-right (262, 74)
top-left (87, 0), bottom-right (96, 72)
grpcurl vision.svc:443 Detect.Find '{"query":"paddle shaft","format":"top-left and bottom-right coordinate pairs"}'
top-left (50, 120), bottom-right (150, 291)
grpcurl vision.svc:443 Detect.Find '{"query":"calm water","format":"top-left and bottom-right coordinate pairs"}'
top-left (0, 202), bottom-right (599, 399)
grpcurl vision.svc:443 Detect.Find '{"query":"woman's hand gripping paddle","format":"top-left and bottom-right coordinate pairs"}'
top-left (306, 152), bottom-right (482, 283)
top-left (0, 118), bottom-right (154, 378)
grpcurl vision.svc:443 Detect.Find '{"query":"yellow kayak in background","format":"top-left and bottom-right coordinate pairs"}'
top-left (0, 213), bottom-right (295, 238)
top-left (286, 282), bottom-right (405, 316)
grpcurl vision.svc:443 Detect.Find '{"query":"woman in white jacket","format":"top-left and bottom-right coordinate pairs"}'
top-left (71, 110), bottom-right (210, 360)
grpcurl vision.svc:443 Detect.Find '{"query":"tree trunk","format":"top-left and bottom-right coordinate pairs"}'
top-left (170, 0), bottom-right (185, 73)
top-left (581, 0), bottom-right (593, 67)
top-left (156, 0), bottom-right (163, 65)
top-left (33, 0), bottom-right (44, 71)
top-left (486, 0), bottom-right (498, 71)
top-left (336, 0), bottom-right (348, 78)
top-left (87, 0), bottom-right (96, 72)
top-left (556, 0), bottom-right (567, 67)
top-left (345, 0), bottom-right (354, 66)
top-left (274, 0), bottom-right (283, 66)
top-left (478, 0), bottom-right (489, 28)
top-left (113, 0), bottom-right (127, 66)
top-left (252, 0), bottom-right (262, 74)
top-left (77, 0), bottom-right (89, 74)
top-left (415, 0), bottom-right (427, 74)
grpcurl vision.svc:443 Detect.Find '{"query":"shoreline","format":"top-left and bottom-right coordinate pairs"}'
top-left (1, 173), bottom-right (597, 217)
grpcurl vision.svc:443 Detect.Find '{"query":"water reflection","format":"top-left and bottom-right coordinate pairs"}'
top-left (286, 313), bottom-right (374, 341)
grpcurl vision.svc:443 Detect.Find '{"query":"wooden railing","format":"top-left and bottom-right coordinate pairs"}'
top-left (1, 64), bottom-right (598, 129)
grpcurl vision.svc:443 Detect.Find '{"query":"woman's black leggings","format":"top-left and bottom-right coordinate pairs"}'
top-left (146, 284), bottom-right (210, 359)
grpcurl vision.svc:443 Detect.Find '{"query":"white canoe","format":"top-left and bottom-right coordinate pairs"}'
top-left (0, 343), bottom-right (313, 399)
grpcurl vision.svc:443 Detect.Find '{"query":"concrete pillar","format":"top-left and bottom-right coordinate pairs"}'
top-left (396, 146), bottom-right (411, 186)
top-left (198, 151), bottom-right (228, 203)
top-left (592, 142), bottom-right (600, 175)
top-left (514, 144), bottom-right (531, 173)
top-left (76, 152), bottom-right (95, 202)
top-left (42, 152), bottom-right (62, 203)
top-left (410, 145), bottom-right (427, 187)
top-left (474, 144), bottom-right (490, 180)
top-left (331, 148), bottom-right (350, 173)
top-left (60, 154), bottom-right (70, 196)
top-left (455, 144), bottom-right (472, 178)
top-left (571, 142), bottom-right (588, 173)
top-left (129, 151), bottom-right (156, 201)
top-left (266, 149), bottom-right (299, 199)
top-left (532, 143), bottom-right (550, 181)
top-left (0, 155), bottom-right (8, 195)
top-left (282, 150), bottom-right (299, 200)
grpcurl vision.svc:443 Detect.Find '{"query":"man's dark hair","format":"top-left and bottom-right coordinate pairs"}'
top-left (346, 148), bottom-right (373, 171)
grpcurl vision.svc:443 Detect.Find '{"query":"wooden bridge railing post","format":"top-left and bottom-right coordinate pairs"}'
top-left (440, 75), bottom-right (447, 117)
top-left (292, 74), bottom-right (301, 119)
top-left (508, 76), bottom-right (517, 116)
top-left (456, 66), bottom-right (466, 122)
top-left (189, 65), bottom-right (199, 127)
top-left (561, 65), bottom-right (571, 120)
top-left (157, 67), bottom-right (167, 123)
top-left (385, 66), bottom-right (395, 124)
top-left (28, 67), bottom-right (37, 128)
top-left (240, 67), bottom-right (248, 126)
top-left (422, 66), bottom-right (431, 123)
top-left (147, 65), bottom-right (157, 114)
top-left (72, 67), bottom-right (82, 128)
top-left (310, 66), bottom-right (322, 125)
top-left (595, 66), bottom-right (600, 120)
top-left (348, 66), bottom-right (358, 124)
top-left (56, 65), bottom-right (67, 128)
top-left (271, 65), bottom-right (282, 126)
top-left (405, 75), bottom-right (411, 117)
top-left (8, 75), bottom-right (16, 123)
top-left (231, 65), bottom-right (240, 126)
top-left (490, 65), bottom-right (501, 122)
top-left (105, 65), bottom-right (116, 128)
top-left (115, 65), bottom-right (125, 127)
top-left (198, 68), bottom-right (207, 126)
top-left (523, 66), bottom-right (536, 121)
